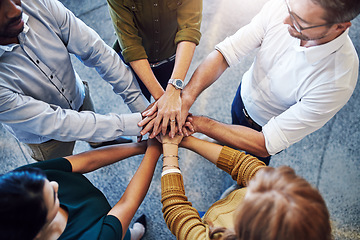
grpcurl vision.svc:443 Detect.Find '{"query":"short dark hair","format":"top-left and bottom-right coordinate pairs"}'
top-left (0, 168), bottom-right (48, 240)
top-left (312, 0), bottom-right (360, 23)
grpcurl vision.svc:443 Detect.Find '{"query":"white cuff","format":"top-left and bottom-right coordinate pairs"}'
top-left (262, 117), bottom-right (290, 155)
top-left (161, 168), bottom-right (181, 177)
top-left (121, 113), bottom-right (143, 136)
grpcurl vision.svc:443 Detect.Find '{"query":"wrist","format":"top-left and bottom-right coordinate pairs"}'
top-left (189, 115), bottom-right (204, 133)
top-left (179, 136), bottom-right (191, 148)
top-left (168, 78), bottom-right (184, 90)
top-left (154, 92), bottom-right (164, 101)
top-left (181, 92), bottom-right (195, 111)
top-left (163, 149), bottom-right (178, 158)
top-left (162, 155), bottom-right (179, 170)
top-left (166, 84), bottom-right (182, 94)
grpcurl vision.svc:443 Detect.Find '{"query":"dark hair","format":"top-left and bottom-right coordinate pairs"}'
top-left (235, 166), bottom-right (332, 240)
top-left (311, 0), bottom-right (360, 23)
top-left (0, 168), bottom-right (48, 240)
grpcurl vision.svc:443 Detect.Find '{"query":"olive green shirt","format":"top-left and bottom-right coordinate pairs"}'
top-left (107, 0), bottom-right (202, 63)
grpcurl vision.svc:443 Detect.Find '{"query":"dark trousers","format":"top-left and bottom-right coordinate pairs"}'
top-left (231, 84), bottom-right (271, 165)
top-left (137, 60), bottom-right (175, 101)
top-left (116, 51), bottom-right (175, 101)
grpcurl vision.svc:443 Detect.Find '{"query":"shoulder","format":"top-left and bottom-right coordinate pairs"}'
top-left (19, 158), bottom-right (72, 172)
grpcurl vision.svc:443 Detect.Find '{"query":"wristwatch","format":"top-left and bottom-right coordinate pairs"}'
top-left (168, 78), bottom-right (184, 90)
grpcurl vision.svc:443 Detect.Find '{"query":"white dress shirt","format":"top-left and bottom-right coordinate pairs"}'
top-left (216, 0), bottom-right (358, 155)
top-left (0, 0), bottom-right (149, 144)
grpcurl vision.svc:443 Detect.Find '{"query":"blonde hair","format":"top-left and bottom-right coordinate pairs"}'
top-left (234, 166), bottom-right (332, 240)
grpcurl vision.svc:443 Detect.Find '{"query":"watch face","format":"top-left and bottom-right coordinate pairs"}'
top-left (175, 79), bottom-right (183, 88)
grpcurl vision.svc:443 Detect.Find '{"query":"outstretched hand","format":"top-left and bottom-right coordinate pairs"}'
top-left (139, 87), bottom-right (182, 138)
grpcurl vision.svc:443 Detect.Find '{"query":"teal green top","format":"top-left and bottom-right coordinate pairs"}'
top-left (21, 158), bottom-right (125, 240)
top-left (107, 0), bottom-right (202, 63)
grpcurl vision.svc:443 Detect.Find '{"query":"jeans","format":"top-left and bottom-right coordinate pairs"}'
top-left (231, 84), bottom-right (271, 165)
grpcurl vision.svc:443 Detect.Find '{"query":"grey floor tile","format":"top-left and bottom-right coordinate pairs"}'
top-left (0, 0), bottom-right (359, 239)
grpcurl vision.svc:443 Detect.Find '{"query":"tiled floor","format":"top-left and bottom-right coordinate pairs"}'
top-left (0, 0), bottom-right (359, 239)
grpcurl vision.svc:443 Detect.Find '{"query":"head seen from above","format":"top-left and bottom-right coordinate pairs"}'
top-left (0, 168), bottom-right (59, 240)
top-left (234, 166), bottom-right (332, 240)
top-left (283, 0), bottom-right (360, 45)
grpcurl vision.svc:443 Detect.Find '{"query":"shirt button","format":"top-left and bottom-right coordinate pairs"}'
top-left (154, 19), bottom-right (159, 22)
top-left (131, 6), bottom-right (136, 10)
top-left (50, 75), bottom-right (53, 79)
top-left (36, 60), bottom-right (40, 64)
top-left (70, 100), bottom-right (73, 104)
top-left (61, 88), bottom-right (65, 92)
top-left (153, 3), bottom-right (158, 7)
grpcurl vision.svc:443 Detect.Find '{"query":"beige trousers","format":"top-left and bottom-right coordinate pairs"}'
top-left (27, 81), bottom-right (95, 161)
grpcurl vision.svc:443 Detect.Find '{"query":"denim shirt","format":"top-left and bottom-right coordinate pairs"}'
top-left (0, 0), bottom-right (148, 144)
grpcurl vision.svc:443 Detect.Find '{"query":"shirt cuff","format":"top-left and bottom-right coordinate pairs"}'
top-left (161, 173), bottom-right (185, 195)
top-left (122, 45), bottom-right (148, 63)
top-left (175, 28), bottom-right (201, 46)
top-left (216, 146), bottom-right (237, 174)
top-left (262, 117), bottom-right (290, 155)
top-left (121, 113), bottom-right (143, 136)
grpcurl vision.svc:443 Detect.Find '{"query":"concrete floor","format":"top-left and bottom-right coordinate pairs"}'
top-left (0, 0), bottom-right (359, 239)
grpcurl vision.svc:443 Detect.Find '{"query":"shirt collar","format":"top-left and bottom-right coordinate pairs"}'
top-left (293, 28), bottom-right (349, 64)
top-left (0, 13), bottom-right (29, 57)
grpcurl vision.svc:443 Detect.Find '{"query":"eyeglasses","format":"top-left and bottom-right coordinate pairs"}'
top-left (285, 0), bottom-right (334, 33)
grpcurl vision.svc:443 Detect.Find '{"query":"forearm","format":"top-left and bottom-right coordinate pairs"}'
top-left (161, 174), bottom-right (207, 240)
top-left (162, 142), bottom-right (180, 171)
top-left (0, 93), bottom-right (143, 143)
top-left (160, 136), bottom-right (207, 239)
top-left (109, 144), bottom-right (161, 237)
top-left (181, 50), bottom-right (228, 112)
top-left (161, 41), bottom-right (196, 102)
top-left (194, 116), bottom-right (269, 157)
top-left (216, 146), bottom-right (267, 187)
top-left (66, 141), bottom-right (147, 173)
top-left (130, 59), bottom-right (164, 100)
top-left (158, 41), bottom-right (196, 129)
top-left (170, 41), bottom-right (196, 80)
top-left (180, 136), bottom-right (222, 165)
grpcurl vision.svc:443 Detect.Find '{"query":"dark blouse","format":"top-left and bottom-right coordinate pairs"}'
top-left (20, 158), bottom-right (126, 240)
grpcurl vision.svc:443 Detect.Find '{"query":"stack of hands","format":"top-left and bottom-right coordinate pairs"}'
top-left (138, 100), bottom-right (197, 140)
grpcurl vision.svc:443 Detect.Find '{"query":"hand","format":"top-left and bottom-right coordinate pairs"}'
top-left (148, 87), bottom-right (182, 138)
top-left (138, 112), bottom-right (157, 140)
top-left (181, 113), bottom-right (195, 136)
top-left (138, 102), bottom-right (158, 140)
top-left (160, 133), bottom-right (183, 145)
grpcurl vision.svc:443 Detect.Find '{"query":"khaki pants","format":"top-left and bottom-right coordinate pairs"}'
top-left (27, 81), bottom-right (95, 161)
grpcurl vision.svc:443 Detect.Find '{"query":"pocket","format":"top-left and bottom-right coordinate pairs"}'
top-left (123, 0), bottom-right (142, 11)
top-left (167, 0), bottom-right (182, 11)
